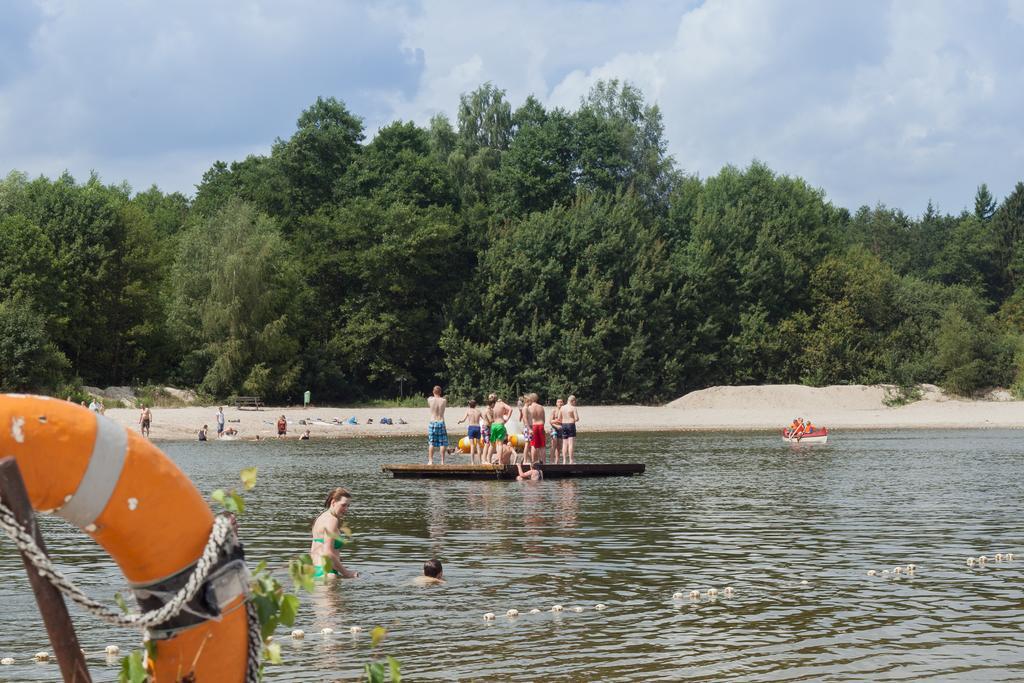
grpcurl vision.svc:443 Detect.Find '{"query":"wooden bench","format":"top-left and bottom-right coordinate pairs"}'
top-left (230, 396), bottom-right (263, 410)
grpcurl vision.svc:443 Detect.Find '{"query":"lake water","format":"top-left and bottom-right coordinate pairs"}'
top-left (1, 431), bottom-right (1023, 681)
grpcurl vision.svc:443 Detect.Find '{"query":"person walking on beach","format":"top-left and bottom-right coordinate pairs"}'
top-left (276, 415), bottom-right (287, 438)
top-left (311, 488), bottom-right (358, 579)
top-left (550, 398), bottom-right (564, 463)
top-left (139, 406), bottom-right (152, 438)
top-left (427, 385), bottom-right (449, 465)
top-left (525, 393), bottom-right (546, 464)
top-left (216, 406), bottom-right (225, 438)
top-left (457, 400), bottom-right (482, 463)
top-left (562, 395), bottom-right (579, 464)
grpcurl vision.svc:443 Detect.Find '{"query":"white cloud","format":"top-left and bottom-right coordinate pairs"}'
top-left (1, 0), bottom-right (1022, 214)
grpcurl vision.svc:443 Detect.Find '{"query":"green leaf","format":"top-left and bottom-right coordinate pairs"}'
top-left (279, 594), bottom-right (299, 626)
top-left (118, 650), bottom-right (148, 683)
top-left (211, 489), bottom-right (226, 505)
top-left (371, 626), bottom-right (387, 648)
top-left (387, 656), bottom-right (402, 682)
top-left (239, 467), bottom-right (258, 490)
top-left (261, 616), bottom-right (280, 641)
top-left (365, 662), bottom-right (385, 683)
top-left (265, 641), bottom-right (282, 665)
top-left (229, 492), bottom-right (246, 515)
top-left (114, 592), bottom-right (130, 614)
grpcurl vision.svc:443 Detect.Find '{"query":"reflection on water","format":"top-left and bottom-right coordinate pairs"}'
top-left (1, 431), bottom-right (1023, 680)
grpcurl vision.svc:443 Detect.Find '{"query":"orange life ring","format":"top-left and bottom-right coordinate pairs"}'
top-left (0, 395), bottom-right (250, 681)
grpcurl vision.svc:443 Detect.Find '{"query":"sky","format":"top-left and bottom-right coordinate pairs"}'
top-left (2, 0), bottom-right (1023, 215)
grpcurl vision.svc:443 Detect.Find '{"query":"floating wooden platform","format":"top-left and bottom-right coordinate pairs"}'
top-left (382, 463), bottom-right (645, 480)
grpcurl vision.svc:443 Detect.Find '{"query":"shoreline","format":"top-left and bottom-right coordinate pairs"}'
top-left (102, 390), bottom-right (1024, 442)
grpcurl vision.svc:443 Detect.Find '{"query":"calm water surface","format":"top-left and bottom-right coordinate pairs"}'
top-left (1, 431), bottom-right (1023, 681)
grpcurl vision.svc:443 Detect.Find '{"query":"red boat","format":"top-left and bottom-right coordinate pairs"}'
top-left (782, 427), bottom-right (829, 444)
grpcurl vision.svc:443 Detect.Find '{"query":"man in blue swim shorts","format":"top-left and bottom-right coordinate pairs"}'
top-left (427, 385), bottom-right (449, 465)
top-left (457, 399), bottom-right (483, 463)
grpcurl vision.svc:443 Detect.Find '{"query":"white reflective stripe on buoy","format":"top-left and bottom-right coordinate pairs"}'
top-left (57, 414), bottom-right (128, 528)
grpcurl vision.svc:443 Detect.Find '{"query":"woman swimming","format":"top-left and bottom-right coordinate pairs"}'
top-left (310, 487), bottom-right (358, 579)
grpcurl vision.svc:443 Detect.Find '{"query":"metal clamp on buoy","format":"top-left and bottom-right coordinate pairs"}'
top-left (131, 523), bottom-right (249, 640)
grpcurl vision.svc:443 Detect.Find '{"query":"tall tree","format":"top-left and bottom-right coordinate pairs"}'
top-left (168, 199), bottom-right (301, 399)
top-left (974, 183), bottom-right (997, 221)
top-left (272, 96), bottom-right (365, 219)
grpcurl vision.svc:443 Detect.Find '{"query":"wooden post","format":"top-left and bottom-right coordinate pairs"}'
top-left (0, 457), bottom-right (92, 682)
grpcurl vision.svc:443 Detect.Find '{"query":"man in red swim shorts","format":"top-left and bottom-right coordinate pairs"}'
top-left (525, 393), bottom-right (547, 464)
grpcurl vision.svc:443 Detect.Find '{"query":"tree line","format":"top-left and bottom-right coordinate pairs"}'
top-left (2, 80), bottom-right (1023, 403)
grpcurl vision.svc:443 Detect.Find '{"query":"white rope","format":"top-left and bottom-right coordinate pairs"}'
top-left (0, 495), bottom-right (263, 679)
top-left (0, 498), bottom-right (233, 629)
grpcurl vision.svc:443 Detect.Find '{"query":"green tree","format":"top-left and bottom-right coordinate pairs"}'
top-left (994, 182), bottom-right (1024, 302)
top-left (272, 96), bottom-right (365, 218)
top-left (497, 103), bottom-right (576, 216)
top-left (974, 183), bottom-right (997, 221)
top-left (934, 299), bottom-right (1016, 395)
top-left (573, 79), bottom-right (677, 209)
top-left (0, 296), bottom-right (69, 391)
top-left (337, 120), bottom-right (456, 208)
top-left (168, 199), bottom-right (301, 400)
top-left (294, 199), bottom-right (465, 399)
top-left (443, 192), bottom-right (680, 402)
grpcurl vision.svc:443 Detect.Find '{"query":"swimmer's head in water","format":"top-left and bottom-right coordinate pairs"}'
top-left (424, 558), bottom-right (443, 578)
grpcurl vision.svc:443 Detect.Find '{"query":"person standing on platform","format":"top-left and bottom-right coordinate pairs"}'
top-left (457, 400), bottom-right (483, 463)
top-left (525, 393), bottom-right (547, 464)
top-left (562, 395), bottom-right (580, 464)
top-left (427, 385), bottom-right (449, 465)
top-left (488, 393), bottom-right (513, 464)
top-left (550, 398), bottom-right (564, 463)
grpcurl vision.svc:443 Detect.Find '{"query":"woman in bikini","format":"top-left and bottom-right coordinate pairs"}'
top-left (310, 488), bottom-right (358, 579)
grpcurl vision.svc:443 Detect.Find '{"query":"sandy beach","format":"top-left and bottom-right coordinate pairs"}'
top-left (101, 384), bottom-right (1024, 442)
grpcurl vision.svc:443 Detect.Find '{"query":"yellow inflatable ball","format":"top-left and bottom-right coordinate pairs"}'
top-left (509, 434), bottom-right (520, 449)
top-left (458, 437), bottom-right (471, 453)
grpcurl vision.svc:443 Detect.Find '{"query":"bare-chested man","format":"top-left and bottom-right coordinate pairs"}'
top-left (457, 400), bottom-right (483, 464)
top-left (561, 395), bottom-right (579, 464)
top-left (427, 386), bottom-right (448, 465)
top-left (550, 398), bottom-right (564, 463)
top-left (487, 393), bottom-right (513, 465)
top-left (525, 393), bottom-right (546, 464)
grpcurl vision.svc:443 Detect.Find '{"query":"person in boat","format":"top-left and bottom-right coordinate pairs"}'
top-left (804, 419), bottom-right (815, 434)
top-left (427, 385), bottom-right (449, 465)
top-left (516, 461), bottom-right (543, 481)
top-left (311, 488), bottom-right (358, 579)
top-left (413, 558), bottom-right (445, 585)
top-left (457, 399), bottom-right (483, 463)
